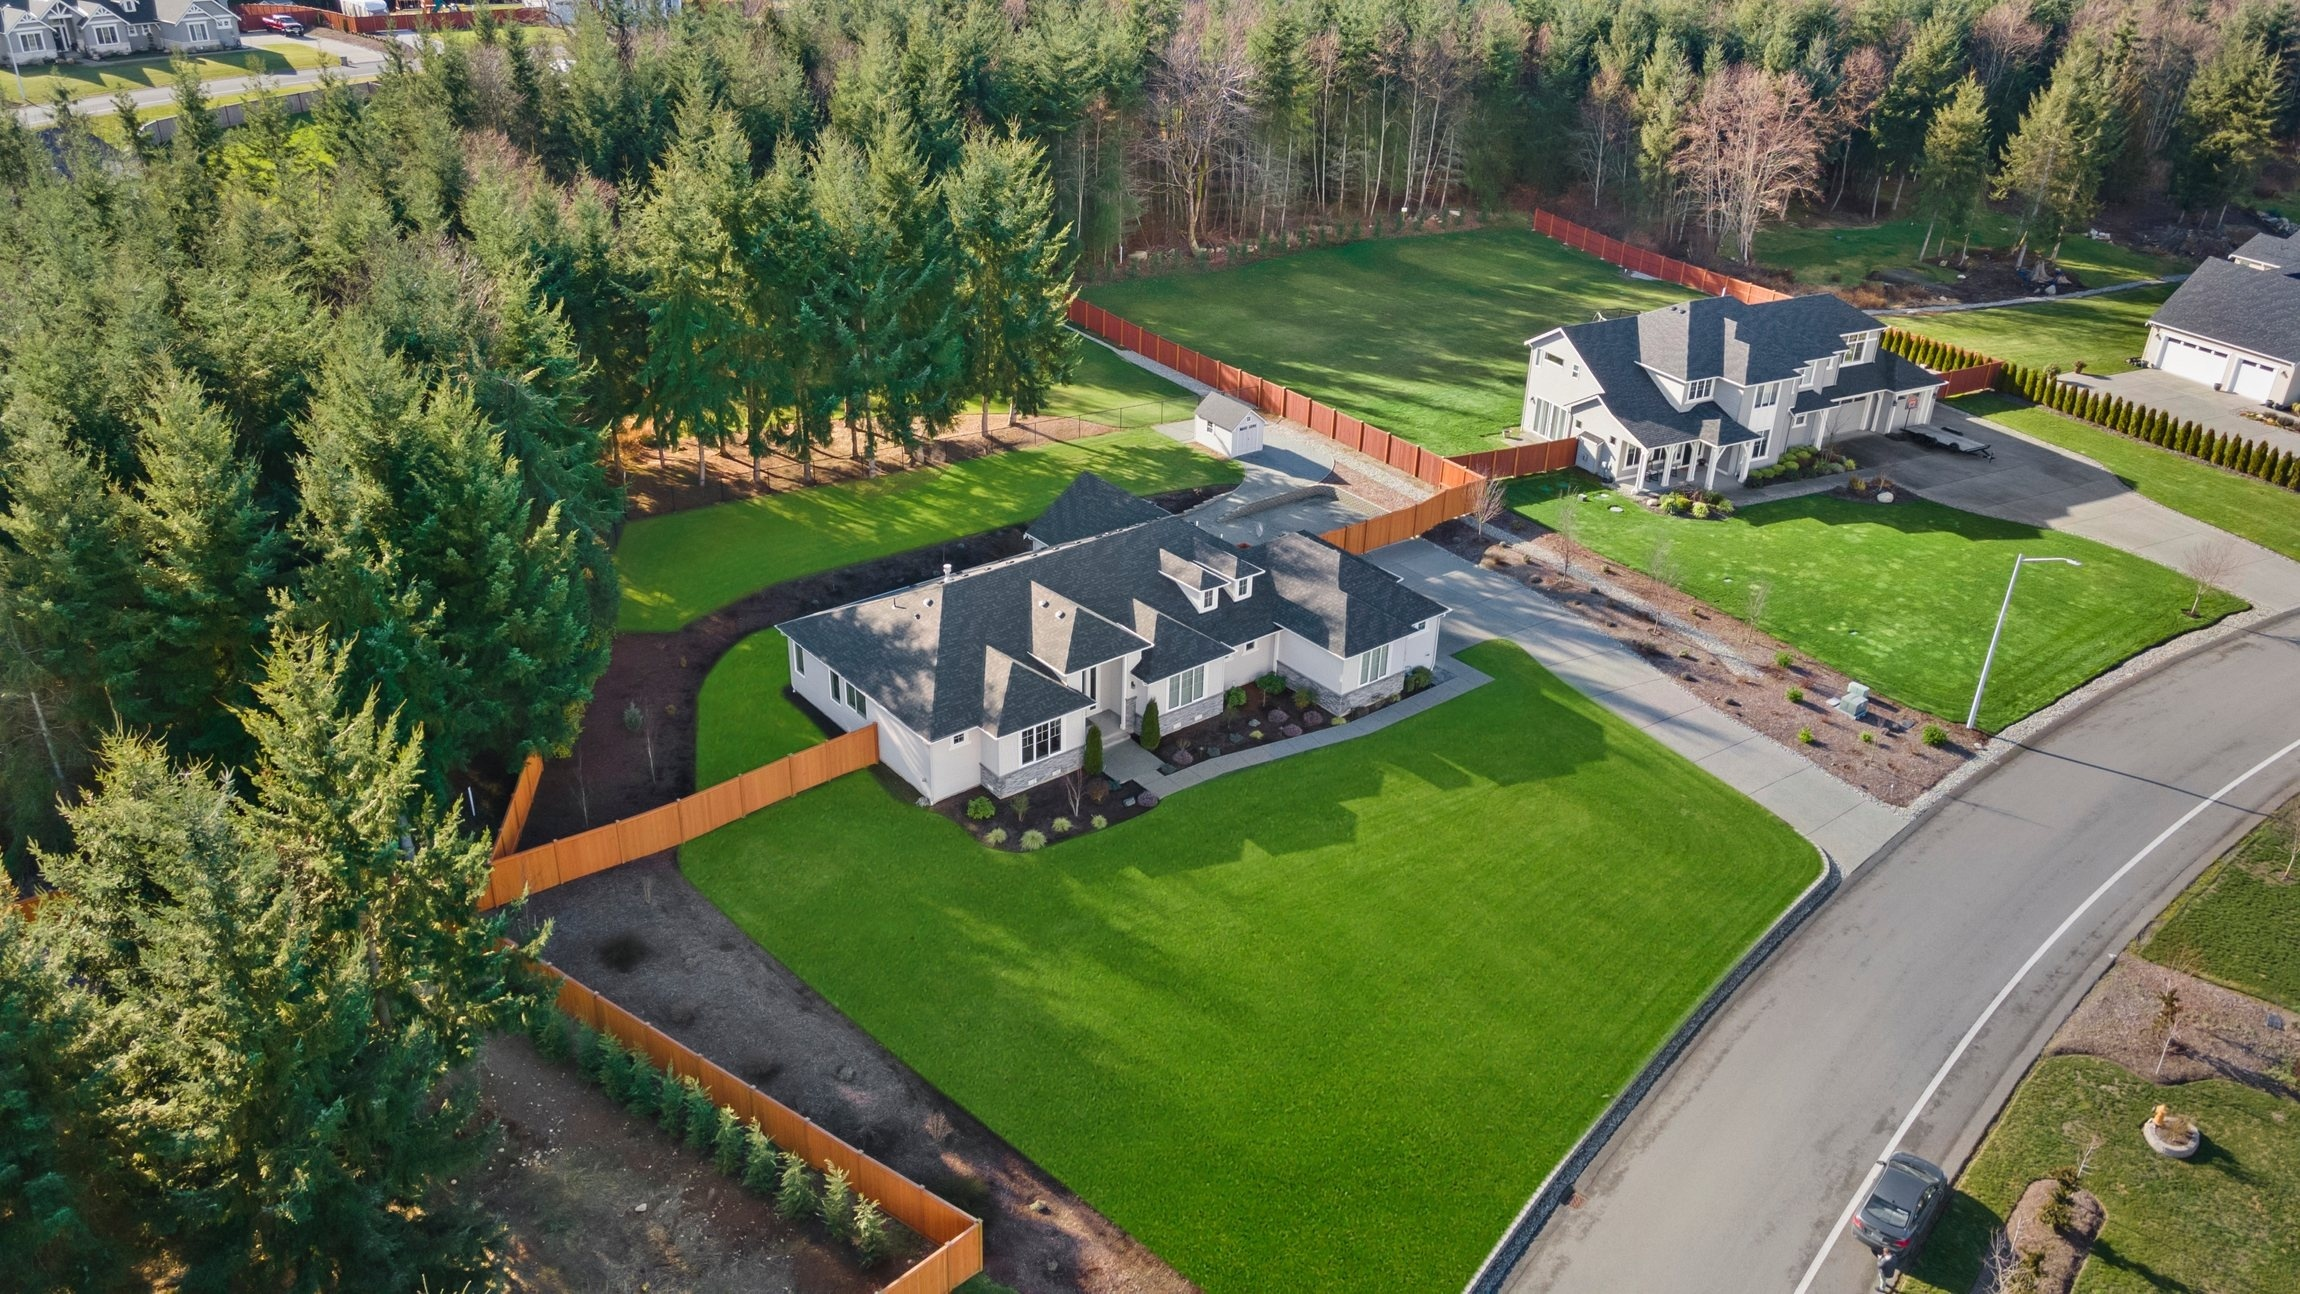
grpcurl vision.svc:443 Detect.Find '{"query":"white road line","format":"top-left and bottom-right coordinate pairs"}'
top-left (1789, 733), bottom-right (2300, 1294)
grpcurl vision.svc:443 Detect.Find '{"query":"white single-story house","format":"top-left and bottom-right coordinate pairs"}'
top-left (1521, 294), bottom-right (1944, 492)
top-left (1, 0), bottom-right (241, 62)
top-left (779, 471), bottom-right (1449, 802)
top-left (2144, 232), bottom-right (2300, 407)
top-left (1192, 390), bottom-right (1266, 458)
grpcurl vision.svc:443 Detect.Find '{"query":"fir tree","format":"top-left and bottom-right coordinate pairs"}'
top-left (775, 1153), bottom-right (818, 1220)
top-left (947, 131), bottom-right (1078, 433)
top-left (1913, 78), bottom-right (1991, 260)
top-left (2168, 39), bottom-right (2285, 225)
top-left (631, 85), bottom-right (750, 483)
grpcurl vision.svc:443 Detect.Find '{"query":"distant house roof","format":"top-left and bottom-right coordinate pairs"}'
top-left (1544, 294), bottom-right (1937, 449)
top-left (1025, 471), bottom-right (1169, 548)
top-left (1194, 391), bottom-right (1263, 430)
top-left (781, 484), bottom-right (1447, 741)
top-left (2230, 232), bottom-right (2300, 272)
top-left (2150, 254), bottom-right (2300, 364)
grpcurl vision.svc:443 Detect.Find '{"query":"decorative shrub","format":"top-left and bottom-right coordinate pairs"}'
top-left (776, 1153), bottom-right (817, 1221)
top-left (1140, 700), bottom-right (1161, 750)
top-left (821, 1165), bottom-right (858, 1240)
top-left (681, 1076), bottom-right (718, 1150)
top-left (983, 828), bottom-right (1008, 846)
top-left (1019, 830), bottom-right (1047, 851)
top-left (1775, 651), bottom-right (1794, 670)
top-left (1404, 665), bottom-right (1435, 694)
top-left (1921, 724), bottom-right (1948, 747)
top-left (1786, 686), bottom-right (1805, 703)
top-left (1051, 816), bottom-right (1073, 834)
top-left (1090, 814), bottom-right (1108, 830)
top-left (1083, 724), bottom-right (1103, 778)
top-left (1009, 792), bottom-right (1030, 818)
top-left (854, 1196), bottom-right (891, 1264)
top-left (1290, 688), bottom-right (1314, 710)
top-left (1225, 686), bottom-right (1248, 712)
top-left (1859, 730), bottom-right (1875, 745)
top-left (964, 795), bottom-right (995, 821)
top-left (1258, 671), bottom-right (1287, 695)
top-left (740, 1127), bottom-right (781, 1194)
top-left (1691, 501), bottom-right (1711, 519)
top-left (1797, 727), bottom-right (1815, 744)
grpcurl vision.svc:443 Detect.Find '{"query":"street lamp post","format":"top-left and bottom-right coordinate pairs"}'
top-left (1968, 554), bottom-right (2083, 730)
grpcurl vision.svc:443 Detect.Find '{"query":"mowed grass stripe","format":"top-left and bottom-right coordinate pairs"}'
top-left (1510, 484), bottom-right (2242, 730)
top-left (613, 430), bottom-right (1240, 632)
top-left (1085, 228), bottom-right (1698, 456)
top-left (683, 639), bottom-right (1817, 1291)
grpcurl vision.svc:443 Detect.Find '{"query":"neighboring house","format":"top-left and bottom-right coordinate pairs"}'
top-left (2144, 232), bottom-right (2300, 407)
top-left (780, 472), bottom-right (1449, 803)
top-left (1192, 391), bottom-right (1266, 458)
top-left (1521, 294), bottom-right (1943, 492)
top-left (0, 0), bottom-right (239, 59)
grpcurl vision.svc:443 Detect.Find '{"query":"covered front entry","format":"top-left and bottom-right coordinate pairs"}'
top-left (1628, 439), bottom-right (1750, 493)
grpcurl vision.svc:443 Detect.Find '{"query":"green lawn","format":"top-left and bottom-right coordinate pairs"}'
top-left (2, 46), bottom-right (330, 105)
top-left (1891, 286), bottom-right (2173, 376)
top-left (695, 630), bottom-right (824, 784)
top-left (1755, 212), bottom-right (2189, 290)
top-left (1510, 485), bottom-right (2243, 730)
top-left (614, 430), bottom-right (1240, 632)
top-left (1902, 1056), bottom-right (2300, 1294)
top-left (682, 638), bottom-right (1818, 1291)
top-left (1961, 393), bottom-right (2300, 562)
top-left (2138, 807), bottom-right (2300, 1013)
top-left (961, 339), bottom-right (1197, 428)
top-left (1084, 227), bottom-right (1698, 455)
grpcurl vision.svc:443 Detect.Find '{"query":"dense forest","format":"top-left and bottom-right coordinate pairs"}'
top-left (0, 0), bottom-right (2295, 1284)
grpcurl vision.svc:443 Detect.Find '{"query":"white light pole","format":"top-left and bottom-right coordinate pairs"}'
top-left (1968, 554), bottom-right (2082, 730)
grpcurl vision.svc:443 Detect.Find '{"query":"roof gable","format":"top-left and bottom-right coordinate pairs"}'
top-left (1025, 470), bottom-right (1167, 548)
top-left (2152, 256), bottom-right (2300, 364)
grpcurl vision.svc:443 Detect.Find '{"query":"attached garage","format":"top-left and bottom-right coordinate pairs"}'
top-left (2157, 335), bottom-right (2229, 387)
top-left (2234, 359), bottom-right (2280, 402)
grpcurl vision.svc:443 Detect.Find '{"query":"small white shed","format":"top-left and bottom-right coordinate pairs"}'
top-left (1192, 392), bottom-right (1266, 458)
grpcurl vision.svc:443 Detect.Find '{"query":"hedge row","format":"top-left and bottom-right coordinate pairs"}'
top-left (1882, 329), bottom-right (1994, 375)
top-left (1996, 360), bottom-right (2300, 491)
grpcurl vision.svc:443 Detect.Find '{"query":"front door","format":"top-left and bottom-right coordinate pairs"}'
top-left (1077, 665), bottom-right (1099, 705)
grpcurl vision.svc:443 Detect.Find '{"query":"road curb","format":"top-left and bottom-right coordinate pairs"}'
top-left (1460, 844), bottom-right (1844, 1294)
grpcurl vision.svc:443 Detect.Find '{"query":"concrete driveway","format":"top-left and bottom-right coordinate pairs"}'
top-left (1826, 413), bottom-right (2300, 613)
top-left (2067, 367), bottom-right (2300, 456)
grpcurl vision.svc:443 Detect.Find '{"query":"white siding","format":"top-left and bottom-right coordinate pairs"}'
top-left (1274, 628), bottom-right (1352, 696)
top-left (982, 710), bottom-right (1089, 780)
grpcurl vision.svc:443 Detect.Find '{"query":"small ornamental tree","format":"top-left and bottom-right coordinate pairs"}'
top-left (1139, 700), bottom-right (1161, 750)
top-left (684, 1078), bottom-right (718, 1150)
top-left (854, 1196), bottom-right (891, 1263)
top-left (1083, 722), bottom-right (1103, 778)
top-left (740, 1126), bottom-right (780, 1193)
top-left (712, 1106), bottom-right (746, 1174)
top-left (821, 1165), bottom-right (858, 1240)
top-left (657, 1072), bottom-right (689, 1139)
top-left (776, 1153), bottom-right (818, 1220)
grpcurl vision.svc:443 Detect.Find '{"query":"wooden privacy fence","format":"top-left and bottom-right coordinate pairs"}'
top-left (481, 725), bottom-right (879, 910)
top-left (1530, 210), bottom-right (1791, 306)
top-left (1933, 361), bottom-right (2005, 398)
top-left (547, 967), bottom-right (984, 1293)
top-left (1450, 439), bottom-right (1579, 481)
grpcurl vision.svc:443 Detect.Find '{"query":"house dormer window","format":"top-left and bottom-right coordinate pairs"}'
top-left (1197, 589), bottom-right (1217, 611)
top-left (1235, 576), bottom-right (1253, 600)
top-left (1687, 378), bottom-right (1716, 403)
top-left (1843, 333), bottom-right (1875, 364)
top-left (1753, 382), bottom-right (1779, 409)
top-left (1798, 365), bottom-right (1817, 390)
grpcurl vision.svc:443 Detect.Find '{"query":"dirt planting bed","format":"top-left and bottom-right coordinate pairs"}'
top-left (2046, 957), bottom-right (2300, 1098)
top-left (519, 485), bottom-right (1233, 851)
top-left (1430, 518), bottom-right (1975, 807)
top-left (933, 772), bottom-right (1156, 848)
top-left (467, 1031), bottom-right (899, 1294)
top-left (1973, 1178), bottom-right (2105, 1294)
top-left (513, 855), bottom-right (1195, 1294)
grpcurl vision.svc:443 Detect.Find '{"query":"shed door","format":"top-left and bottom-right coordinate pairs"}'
top-left (2160, 336), bottom-right (2227, 386)
top-left (2233, 359), bottom-right (2278, 402)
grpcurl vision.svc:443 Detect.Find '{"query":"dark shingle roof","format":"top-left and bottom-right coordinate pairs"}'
top-left (1631, 294), bottom-right (1883, 385)
top-left (781, 485), bottom-right (1448, 740)
top-left (2150, 255), bottom-right (2300, 364)
top-left (2231, 232), bottom-right (2300, 271)
top-left (1790, 351), bottom-right (1941, 413)
top-left (1026, 471), bottom-right (1168, 548)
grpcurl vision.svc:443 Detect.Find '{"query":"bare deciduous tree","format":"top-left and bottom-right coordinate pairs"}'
top-left (1554, 501), bottom-right (1581, 576)
top-left (2153, 979), bottom-right (2184, 1077)
top-left (1139, 8), bottom-right (1251, 253)
top-left (2182, 537), bottom-right (2243, 617)
top-left (1743, 579), bottom-right (1772, 643)
top-left (1674, 66), bottom-right (1823, 263)
top-left (1473, 477), bottom-right (1509, 542)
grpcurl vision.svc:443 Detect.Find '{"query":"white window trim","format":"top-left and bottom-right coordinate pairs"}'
top-left (828, 671), bottom-right (866, 717)
top-left (1235, 575), bottom-right (1253, 600)
top-left (1686, 378), bottom-right (1716, 403)
top-left (1166, 664), bottom-right (1207, 710)
top-left (1197, 588), bottom-right (1217, 611)
top-left (1357, 642), bottom-right (1391, 686)
top-left (1753, 382), bottom-right (1779, 410)
top-left (1020, 718), bottom-right (1063, 765)
top-left (794, 646), bottom-right (809, 676)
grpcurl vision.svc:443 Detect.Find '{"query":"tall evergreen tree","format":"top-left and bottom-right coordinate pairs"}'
top-left (1866, 14), bottom-right (1964, 214)
top-left (1913, 77), bottom-right (1991, 262)
top-left (2168, 39), bottom-right (2286, 225)
top-left (631, 88), bottom-right (750, 483)
top-left (947, 131), bottom-right (1078, 432)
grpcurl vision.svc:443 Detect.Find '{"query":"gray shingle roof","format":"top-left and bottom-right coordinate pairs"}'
top-left (1194, 391), bottom-right (1262, 430)
top-left (2231, 232), bottom-right (2299, 271)
top-left (781, 483), bottom-right (1448, 740)
top-left (1630, 294), bottom-right (1884, 386)
top-left (2150, 255), bottom-right (2300, 364)
top-left (1025, 471), bottom-right (1168, 547)
top-left (1790, 351), bottom-right (1940, 413)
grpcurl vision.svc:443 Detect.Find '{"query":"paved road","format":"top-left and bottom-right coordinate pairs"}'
top-left (10, 34), bottom-right (384, 128)
top-left (1504, 612), bottom-right (2300, 1293)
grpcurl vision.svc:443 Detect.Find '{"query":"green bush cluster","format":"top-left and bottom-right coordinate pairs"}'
top-left (1996, 360), bottom-right (2300, 492)
top-left (1921, 723), bottom-right (1948, 747)
top-left (1657, 489), bottom-right (1736, 519)
top-left (526, 1006), bottom-right (900, 1267)
top-left (1257, 671), bottom-right (1287, 695)
top-left (1881, 329), bottom-right (1991, 374)
top-left (1746, 445), bottom-right (1854, 485)
top-left (1224, 686), bottom-right (1248, 712)
top-left (1083, 724), bottom-right (1103, 778)
top-left (963, 796), bottom-right (995, 821)
top-left (1403, 665), bottom-right (1436, 694)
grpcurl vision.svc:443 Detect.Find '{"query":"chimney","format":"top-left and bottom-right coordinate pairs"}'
top-left (1699, 418), bottom-right (1723, 447)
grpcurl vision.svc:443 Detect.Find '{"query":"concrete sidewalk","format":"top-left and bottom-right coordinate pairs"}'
top-left (10, 34), bottom-right (385, 127)
top-left (1367, 540), bottom-right (1909, 870)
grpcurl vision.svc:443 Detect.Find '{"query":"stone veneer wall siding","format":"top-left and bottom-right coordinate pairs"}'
top-left (1271, 666), bottom-right (1406, 717)
top-left (981, 747), bottom-right (1083, 798)
top-left (1143, 692), bottom-right (1224, 737)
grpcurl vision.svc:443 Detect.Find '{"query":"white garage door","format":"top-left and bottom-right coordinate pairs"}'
top-left (2159, 335), bottom-right (2228, 386)
top-left (2233, 359), bottom-right (2278, 402)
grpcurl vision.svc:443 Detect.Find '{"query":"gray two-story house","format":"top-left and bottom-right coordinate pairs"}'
top-left (4, 0), bottom-right (242, 65)
top-left (1520, 294), bottom-right (1944, 493)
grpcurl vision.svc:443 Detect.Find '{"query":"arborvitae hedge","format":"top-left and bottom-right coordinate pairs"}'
top-left (1990, 360), bottom-right (2298, 492)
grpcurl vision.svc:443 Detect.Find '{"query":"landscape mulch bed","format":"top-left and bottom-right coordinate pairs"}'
top-left (1430, 517), bottom-right (1976, 808)
top-left (933, 772), bottom-right (1156, 847)
top-left (469, 1032), bottom-right (902, 1294)
top-left (2047, 956), bottom-right (2300, 1100)
top-left (512, 858), bottom-right (1195, 1294)
top-left (517, 484), bottom-right (1234, 851)
top-left (614, 415), bottom-right (1144, 520)
top-left (1975, 1179), bottom-right (2104, 1294)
